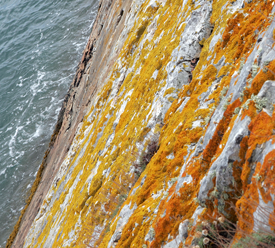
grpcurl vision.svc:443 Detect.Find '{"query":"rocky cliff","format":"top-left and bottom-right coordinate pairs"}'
top-left (9, 0), bottom-right (275, 247)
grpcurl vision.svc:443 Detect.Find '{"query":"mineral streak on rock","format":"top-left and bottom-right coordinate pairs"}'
top-left (9, 0), bottom-right (275, 247)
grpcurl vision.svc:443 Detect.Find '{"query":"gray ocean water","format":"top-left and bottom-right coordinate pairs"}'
top-left (0, 0), bottom-right (98, 246)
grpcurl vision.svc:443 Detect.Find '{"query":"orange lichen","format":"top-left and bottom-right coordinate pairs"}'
top-left (22, 0), bottom-right (275, 247)
top-left (236, 149), bottom-right (275, 236)
top-left (250, 60), bottom-right (275, 96)
top-left (240, 111), bottom-right (273, 196)
top-left (150, 183), bottom-right (198, 248)
top-left (202, 99), bottom-right (241, 166)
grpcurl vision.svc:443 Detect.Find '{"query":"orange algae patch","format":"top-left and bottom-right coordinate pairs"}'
top-left (166, 150), bottom-right (186, 174)
top-left (250, 60), bottom-right (275, 96)
top-left (236, 149), bottom-right (275, 236)
top-left (241, 99), bottom-right (257, 120)
top-left (257, 150), bottom-right (275, 228)
top-left (150, 183), bottom-right (198, 248)
top-left (221, 12), bottom-right (244, 48)
top-left (236, 110), bottom-right (274, 237)
top-left (202, 99), bottom-right (241, 166)
top-left (248, 111), bottom-right (274, 152)
top-left (210, 0), bottom-right (274, 71)
top-left (241, 111), bottom-right (274, 191)
top-left (235, 183), bottom-right (259, 235)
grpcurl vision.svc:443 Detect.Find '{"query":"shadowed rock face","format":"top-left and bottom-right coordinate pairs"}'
top-left (9, 0), bottom-right (275, 247)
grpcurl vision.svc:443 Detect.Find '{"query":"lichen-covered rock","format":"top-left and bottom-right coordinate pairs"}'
top-left (10, 0), bottom-right (275, 247)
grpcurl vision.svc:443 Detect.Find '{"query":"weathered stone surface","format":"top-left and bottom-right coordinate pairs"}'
top-left (9, 0), bottom-right (275, 247)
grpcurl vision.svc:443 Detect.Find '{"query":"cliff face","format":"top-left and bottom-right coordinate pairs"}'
top-left (11, 0), bottom-right (275, 247)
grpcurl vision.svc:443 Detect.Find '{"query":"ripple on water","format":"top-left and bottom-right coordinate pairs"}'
top-left (0, 0), bottom-right (99, 245)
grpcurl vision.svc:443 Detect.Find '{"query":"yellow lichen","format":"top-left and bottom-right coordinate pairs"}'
top-left (23, 0), bottom-right (275, 247)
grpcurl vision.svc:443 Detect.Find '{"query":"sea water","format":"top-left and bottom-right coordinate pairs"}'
top-left (0, 0), bottom-right (98, 245)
